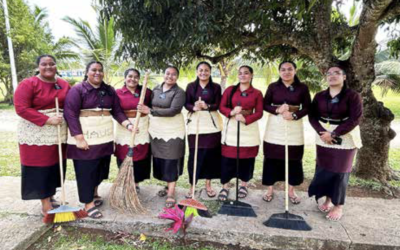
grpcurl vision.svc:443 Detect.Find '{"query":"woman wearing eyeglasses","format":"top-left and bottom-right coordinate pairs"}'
top-left (308, 65), bottom-right (363, 221)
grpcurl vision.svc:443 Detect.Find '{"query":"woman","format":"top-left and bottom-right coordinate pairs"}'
top-left (115, 68), bottom-right (152, 191)
top-left (14, 55), bottom-right (70, 216)
top-left (262, 61), bottom-right (311, 204)
top-left (64, 61), bottom-right (132, 218)
top-left (308, 65), bottom-right (362, 221)
top-left (185, 61), bottom-right (223, 198)
top-left (138, 66), bottom-right (186, 208)
top-left (218, 65), bottom-right (263, 201)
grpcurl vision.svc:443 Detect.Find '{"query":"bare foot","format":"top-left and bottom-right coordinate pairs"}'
top-left (326, 206), bottom-right (343, 221)
top-left (318, 200), bottom-right (333, 213)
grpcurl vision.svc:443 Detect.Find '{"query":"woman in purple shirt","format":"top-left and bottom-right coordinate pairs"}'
top-left (64, 61), bottom-right (132, 218)
top-left (308, 65), bottom-right (363, 221)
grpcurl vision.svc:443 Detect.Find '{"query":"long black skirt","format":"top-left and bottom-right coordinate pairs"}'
top-left (73, 155), bottom-right (111, 203)
top-left (308, 166), bottom-right (350, 206)
top-left (153, 157), bottom-right (184, 182)
top-left (21, 161), bottom-right (66, 200)
top-left (117, 157), bottom-right (151, 183)
top-left (221, 156), bottom-right (255, 184)
top-left (262, 158), bottom-right (304, 186)
top-left (188, 147), bottom-right (221, 185)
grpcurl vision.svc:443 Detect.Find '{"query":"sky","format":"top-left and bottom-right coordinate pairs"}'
top-left (26, 0), bottom-right (390, 47)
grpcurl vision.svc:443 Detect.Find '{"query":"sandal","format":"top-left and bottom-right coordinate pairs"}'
top-left (93, 196), bottom-right (104, 207)
top-left (218, 188), bottom-right (229, 202)
top-left (206, 189), bottom-right (217, 198)
top-left (50, 197), bottom-right (61, 208)
top-left (238, 186), bottom-right (248, 199)
top-left (262, 192), bottom-right (274, 202)
top-left (86, 206), bottom-right (103, 219)
top-left (157, 186), bottom-right (168, 197)
top-left (289, 195), bottom-right (301, 204)
top-left (165, 196), bottom-right (176, 208)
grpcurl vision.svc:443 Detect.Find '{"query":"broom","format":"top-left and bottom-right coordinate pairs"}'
top-left (263, 119), bottom-right (312, 231)
top-left (109, 72), bottom-right (149, 214)
top-left (43, 94), bottom-right (87, 223)
top-left (179, 97), bottom-right (209, 218)
top-left (218, 102), bottom-right (257, 217)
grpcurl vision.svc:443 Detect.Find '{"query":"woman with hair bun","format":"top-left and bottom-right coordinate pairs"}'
top-left (115, 68), bottom-right (152, 191)
top-left (64, 61), bottom-right (132, 219)
top-left (308, 65), bottom-right (363, 221)
top-left (184, 61), bottom-right (223, 198)
top-left (14, 55), bottom-right (70, 216)
top-left (262, 61), bottom-right (311, 204)
top-left (218, 65), bottom-right (263, 201)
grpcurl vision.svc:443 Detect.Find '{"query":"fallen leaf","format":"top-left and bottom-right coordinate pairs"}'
top-left (139, 233), bottom-right (146, 242)
top-left (57, 225), bottom-right (62, 232)
top-left (47, 236), bottom-right (52, 243)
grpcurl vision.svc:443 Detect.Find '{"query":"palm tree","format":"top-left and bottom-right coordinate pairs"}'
top-left (63, 5), bottom-right (122, 84)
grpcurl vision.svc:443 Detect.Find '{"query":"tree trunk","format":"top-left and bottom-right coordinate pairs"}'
top-left (218, 61), bottom-right (228, 91)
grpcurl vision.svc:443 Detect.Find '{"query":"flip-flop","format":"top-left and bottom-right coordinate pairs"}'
top-left (157, 186), bottom-right (168, 197)
top-left (218, 188), bottom-right (229, 202)
top-left (289, 195), bottom-right (301, 204)
top-left (206, 189), bottom-right (217, 198)
top-left (165, 196), bottom-right (176, 208)
top-left (262, 193), bottom-right (274, 202)
top-left (238, 186), bottom-right (248, 199)
top-left (86, 206), bottom-right (103, 219)
top-left (318, 204), bottom-right (333, 213)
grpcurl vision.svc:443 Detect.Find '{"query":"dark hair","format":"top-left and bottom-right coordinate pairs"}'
top-left (229, 65), bottom-right (254, 108)
top-left (165, 66), bottom-right (180, 76)
top-left (83, 60), bottom-right (104, 81)
top-left (192, 61), bottom-right (215, 105)
top-left (124, 68), bottom-right (140, 78)
top-left (277, 60), bottom-right (301, 85)
top-left (35, 54), bottom-right (58, 76)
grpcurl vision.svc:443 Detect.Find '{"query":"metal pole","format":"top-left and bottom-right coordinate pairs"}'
top-left (2, 0), bottom-right (18, 93)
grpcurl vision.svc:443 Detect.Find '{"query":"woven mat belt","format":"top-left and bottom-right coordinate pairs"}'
top-left (240, 109), bottom-right (253, 116)
top-left (124, 110), bottom-right (147, 118)
top-left (79, 110), bottom-right (111, 117)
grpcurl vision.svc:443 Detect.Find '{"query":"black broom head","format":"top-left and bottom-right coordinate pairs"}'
top-left (218, 200), bottom-right (257, 218)
top-left (263, 211), bottom-right (312, 231)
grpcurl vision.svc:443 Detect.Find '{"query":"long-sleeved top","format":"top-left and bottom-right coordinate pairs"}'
top-left (309, 87), bottom-right (362, 137)
top-left (185, 81), bottom-right (222, 148)
top-left (263, 80), bottom-right (311, 160)
top-left (151, 83), bottom-right (186, 116)
top-left (219, 84), bottom-right (263, 158)
top-left (264, 80), bottom-right (311, 119)
top-left (14, 76), bottom-right (70, 166)
top-left (64, 81), bottom-right (128, 160)
top-left (114, 85), bottom-right (152, 161)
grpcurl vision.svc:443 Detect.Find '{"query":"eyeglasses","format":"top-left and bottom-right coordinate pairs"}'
top-left (39, 63), bottom-right (56, 67)
top-left (325, 71), bottom-right (343, 76)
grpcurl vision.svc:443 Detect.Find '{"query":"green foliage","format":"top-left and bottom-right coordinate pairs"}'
top-left (373, 60), bottom-right (400, 96)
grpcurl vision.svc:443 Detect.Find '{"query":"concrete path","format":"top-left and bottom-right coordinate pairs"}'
top-left (0, 176), bottom-right (399, 250)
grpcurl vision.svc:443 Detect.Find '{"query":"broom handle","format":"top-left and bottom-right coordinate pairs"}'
top-left (236, 119), bottom-right (240, 202)
top-left (285, 119), bottom-right (289, 212)
top-left (55, 97), bottom-right (65, 206)
top-left (192, 97), bottom-right (201, 198)
top-left (130, 72), bottom-right (149, 148)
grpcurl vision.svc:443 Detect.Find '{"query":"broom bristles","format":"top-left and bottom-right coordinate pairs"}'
top-left (109, 156), bottom-right (146, 214)
top-left (43, 210), bottom-right (86, 224)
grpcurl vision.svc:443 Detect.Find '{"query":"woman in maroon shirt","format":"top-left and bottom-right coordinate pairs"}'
top-left (115, 68), bottom-right (152, 191)
top-left (14, 55), bottom-right (70, 216)
top-left (64, 61), bottom-right (132, 218)
top-left (308, 65), bottom-right (363, 221)
top-left (218, 65), bottom-right (263, 201)
top-left (185, 61), bottom-right (222, 198)
top-left (262, 61), bottom-right (311, 204)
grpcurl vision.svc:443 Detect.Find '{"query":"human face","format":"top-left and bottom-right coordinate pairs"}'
top-left (86, 63), bottom-right (104, 86)
top-left (125, 70), bottom-right (140, 89)
top-left (38, 57), bottom-right (57, 80)
top-left (238, 67), bottom-right (253, 84)
top-left (164, 67), bottom-right (178, 86)
top-left (326, 67), bottom-right (346, 87)
top-left (196, 64), bottom-right (211, 82)
top-left (279, 63), bottom-right (296, 83)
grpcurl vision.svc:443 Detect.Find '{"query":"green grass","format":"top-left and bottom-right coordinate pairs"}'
top-left (29, 226), bottom-right (225, 250)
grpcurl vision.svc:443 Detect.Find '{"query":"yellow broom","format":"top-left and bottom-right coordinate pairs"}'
top-left (44, 95), bottom-right (86, 223)
top-left (109, 72), bottom-right (149, 214)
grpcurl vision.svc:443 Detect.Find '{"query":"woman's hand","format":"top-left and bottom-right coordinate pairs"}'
top-left (137, 104), bottom-right (150, 114)
top-left (235, 114), bottom-right (246, 123)
top-left (276, 104), bottom-right (289, 114)
top-left (282, 111), bottom-right (294, 120)
top-left (75, 135), bottom-right (89, 150)
top-left (45, 114), bottom-right (63, 125)
top-left (319, 131), bottom-right (334, 144)
top-left (230, 106), bottom-right (242, 116)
